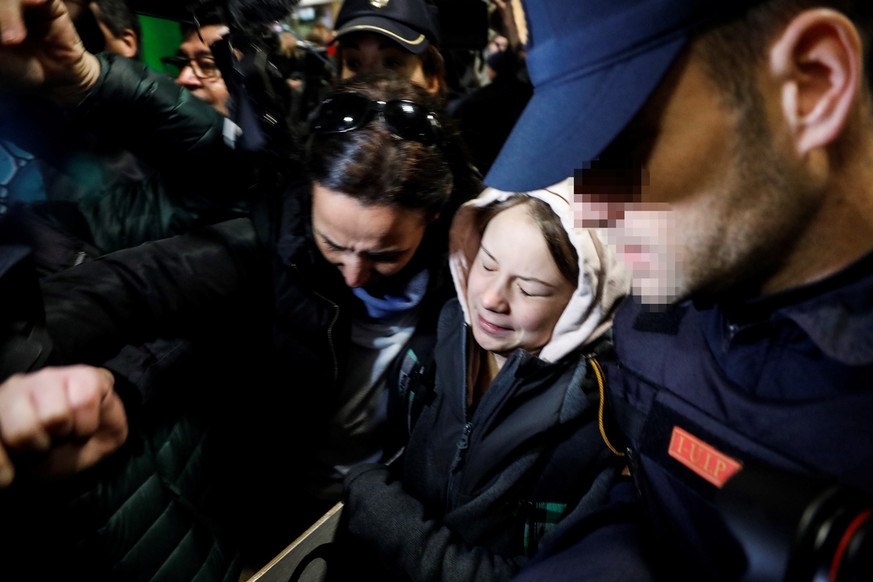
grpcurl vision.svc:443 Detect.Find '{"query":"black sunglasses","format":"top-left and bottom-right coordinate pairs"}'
top-left (309, 92), bottom-right (442, 146)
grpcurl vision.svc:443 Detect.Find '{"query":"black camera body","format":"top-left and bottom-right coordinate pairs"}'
top-left (719, 463), bottom-right (873, 582)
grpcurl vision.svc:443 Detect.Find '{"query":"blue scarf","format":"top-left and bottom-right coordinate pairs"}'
top-left (352, 268), bottom-right (430, 321)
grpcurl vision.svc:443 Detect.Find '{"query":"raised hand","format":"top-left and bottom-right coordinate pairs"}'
top-left (0, 365), bottom-right (129, 487)
top-left (0, 0), bottom-right (101, 105)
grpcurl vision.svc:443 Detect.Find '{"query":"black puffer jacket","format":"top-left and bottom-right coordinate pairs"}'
top-left (74, 53), bottom-right (254, 252)
top-left (0, 226), bottom-right (268, 581)
top-left (0, 49), bottom-right (269, 580)
top-left (339, 301), bottom-right (624, 582)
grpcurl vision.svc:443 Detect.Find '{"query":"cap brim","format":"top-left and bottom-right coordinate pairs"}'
top-left (335, 16), bottom-right (430, 55)
top-left (485, 35), bottom-right (688, 192)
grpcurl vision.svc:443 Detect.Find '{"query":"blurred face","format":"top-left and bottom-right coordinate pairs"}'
top-left (339, 32), bottom-right (435, 94)
top-left (311, 183), bottom-right (430, 291)
top-left (175, 24), bottom-right (231, 116)
top-left (574, 49), bottom-right (813, 304)
top-left (466, 204), bottom-right (576, 358)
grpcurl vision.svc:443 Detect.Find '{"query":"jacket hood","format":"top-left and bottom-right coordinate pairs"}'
top-left (449, 178), bottom-right (630, 362)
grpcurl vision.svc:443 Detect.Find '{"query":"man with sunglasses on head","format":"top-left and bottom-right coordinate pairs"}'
top-left (480, 0), bottom-right (873, 580)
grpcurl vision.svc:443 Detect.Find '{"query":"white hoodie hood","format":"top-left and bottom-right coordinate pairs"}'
top-left (448, 178), bottom-right (631, 362)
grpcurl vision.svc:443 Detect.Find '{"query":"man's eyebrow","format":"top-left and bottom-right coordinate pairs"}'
top-left (318, 231), bottom-right (408, 257)
top-left (317, 230), bottom-right (346, 250)
top-left (178, 49), bottom-right (214, 58)
top-left (481, 245), bottom-right (558, 288)
top-left (378, 41), bottom-right (403, 51)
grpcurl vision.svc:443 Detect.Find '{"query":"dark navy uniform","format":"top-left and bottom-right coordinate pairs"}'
top-left (608, 250), bottom-right (873, 579)
top-left (516, 250), bottom-right (873, 580)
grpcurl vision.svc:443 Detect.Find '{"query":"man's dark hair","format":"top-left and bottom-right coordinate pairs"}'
top-left (306, 72), bottom-right (456, 218)
top-left (179, 4), bottom-right (227, 38)
top-left (94, 0), bottom-right (142, 55)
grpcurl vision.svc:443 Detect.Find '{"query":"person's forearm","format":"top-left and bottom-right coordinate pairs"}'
top-left (40, 217), bottom-right (266, 364)
top-left (75, 53), bottom-right (227, 165)
top-left (344, 465), bottom-right (521, 581)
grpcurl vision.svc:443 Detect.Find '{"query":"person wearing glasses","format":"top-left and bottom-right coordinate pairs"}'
top-left (0, 0), bottom-right (252, 275)
top-left (0, 1), bottom-right (274, 579)
top-left (332, 179), bottom-right (630, 581)
top-left (161, 11), bottom-right (232, 116)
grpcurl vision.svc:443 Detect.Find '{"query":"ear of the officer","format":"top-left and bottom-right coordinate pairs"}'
top-left (769, 9), bottom-right (862, 155)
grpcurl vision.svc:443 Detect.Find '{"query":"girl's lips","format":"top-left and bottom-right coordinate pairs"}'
top-left (477, 314), bottom-right (510, 336)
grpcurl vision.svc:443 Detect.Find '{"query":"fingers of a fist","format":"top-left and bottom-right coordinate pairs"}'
top-left (0, 366), bottom-right (114, 452)
top-left (31, 381), bottom-right (128, 479)
top-left (0, 366), bottom-right (119, 486)
top-left (0, 0), bottom-right (55, 45)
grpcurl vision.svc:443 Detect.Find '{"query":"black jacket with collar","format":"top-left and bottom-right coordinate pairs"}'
top-left (338, 299), bottom-right (624, 581)
top-left (249, 178), bottom-right (461, 452)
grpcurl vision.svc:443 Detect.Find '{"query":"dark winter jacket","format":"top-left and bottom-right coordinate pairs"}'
top-left (251, 178), bottom-right (464, 452)
top-left (0, 52), bottom-right (256, 274)
top-left (0, 240), bottom-right (254, 582)
top-left (604, 250), bottom-right (873, 580)
top-left (339, 179), bottom-right (631, 581)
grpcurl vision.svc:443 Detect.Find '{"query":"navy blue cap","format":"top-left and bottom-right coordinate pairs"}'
top-left (486, 0), bottom-right (766, 192)
top-left (334, 0), bottom-right (440, 55)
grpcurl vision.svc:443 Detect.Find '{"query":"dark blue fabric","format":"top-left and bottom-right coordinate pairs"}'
top-left (511, 250), bottom-right (873, 581)
top-left (604, 249), bottom-right (873, 580)
top-left (514, 479), bottom-right (658, 582)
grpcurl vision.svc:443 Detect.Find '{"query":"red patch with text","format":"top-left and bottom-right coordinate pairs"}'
top-left (668, 426), bottom-right (742, 488)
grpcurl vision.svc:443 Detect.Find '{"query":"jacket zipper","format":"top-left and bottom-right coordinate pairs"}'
top-left (450, 421), bottom-right (473, 472)
top-left (291, 263), bottom-right (340, 384)
top-left (452, 325), bottom-right (473, 473)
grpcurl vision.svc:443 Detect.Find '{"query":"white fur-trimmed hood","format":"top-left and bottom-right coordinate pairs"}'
top-left (448, 177), bottom-right (630, 362)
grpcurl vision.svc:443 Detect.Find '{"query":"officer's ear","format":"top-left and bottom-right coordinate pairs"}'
top-left (768, 9), bottom-right (863, 156)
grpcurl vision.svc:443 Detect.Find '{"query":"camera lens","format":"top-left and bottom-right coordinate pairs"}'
top-left (788, 488), bottom-right (873, 582)
top-left (718, 463), bottom-right (873, 582)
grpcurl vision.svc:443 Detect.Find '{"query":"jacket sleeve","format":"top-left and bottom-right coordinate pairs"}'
top-left (39, 217), bottom-right (269, 365)
top-left (342, 463), bottom-right (522, 581)
top-left (76, 53), bottom-right (230, 168)
top-left (513, 476), bottom-right (660, 582)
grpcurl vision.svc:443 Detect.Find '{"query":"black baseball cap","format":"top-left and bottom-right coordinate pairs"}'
top-left (333, 0), bottom-right (440, 55)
